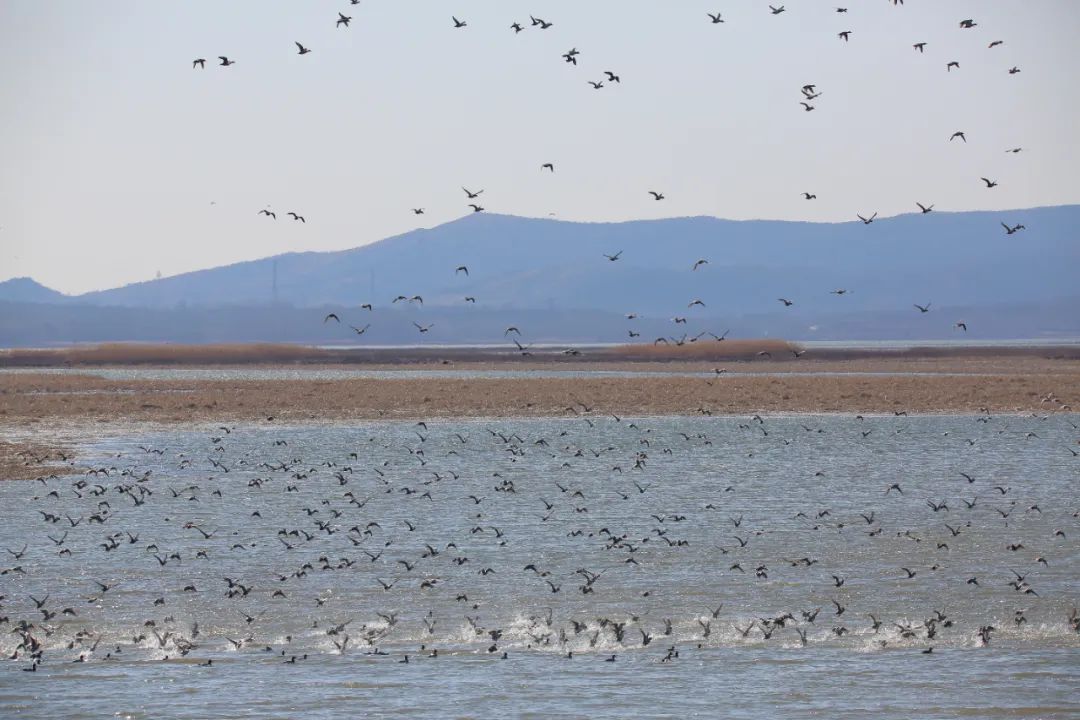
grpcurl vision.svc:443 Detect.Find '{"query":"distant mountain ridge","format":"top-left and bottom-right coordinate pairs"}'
top-left (0, 277), bottom-right (68, 304)
top-left (1, 206), bottom-right (1077, 345)
top-left (19, 205), bottom-right (1080, 311)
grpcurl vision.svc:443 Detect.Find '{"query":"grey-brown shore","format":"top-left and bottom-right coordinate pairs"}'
top-left (2, 342), bottom-right (1077, 480)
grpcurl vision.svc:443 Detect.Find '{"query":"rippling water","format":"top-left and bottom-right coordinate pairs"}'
top-left (1, 414), bottom-right (1077, 719)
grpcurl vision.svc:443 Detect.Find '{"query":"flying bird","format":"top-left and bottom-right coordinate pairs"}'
top-left (218, 56), bottom-right (235, 66)
top-left (769, 5), bottom-right (786, 14)
top-left (916, 203), bottom-right (933, 214)
top-left (648, 191), bottom-right (665, 201)
top-left (192, 58), bottom-right (206, 69)
top-left (857, 212), bottom-right (877, 224)
top-left (707, 12), bottom-right (724, 24)
top-left (324, 314), bottom-right (340, 323)
top-left (981, 177), bottom-right (998, 188)
top-left (287, 212), bottom-right (305, 222)
top-left (913, 303), bottom-right (931, 313)
top-left (604, 251), bottom-right (623, 262)
top-left (295, 42), bottom-right (311, 55)
top-left (452, 16), bottom-right (467, 28)
top-left (803, 193), bottom-right (817, 200)
top-left (541, 163), bottom-right (554, 172)
top-left (336, 13), bottom-right (352, 28)
top-left (455, 266), bottom-right (469, 276)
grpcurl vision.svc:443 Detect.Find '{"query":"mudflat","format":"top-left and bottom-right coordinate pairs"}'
top-left (2, 349), bottom-right (1076, 479)
top-left (1, 356), bottom-right (1075, 423)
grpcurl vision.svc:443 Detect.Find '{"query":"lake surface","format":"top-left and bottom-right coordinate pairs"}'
top-left (1, 414), bottom-right (1077, 718)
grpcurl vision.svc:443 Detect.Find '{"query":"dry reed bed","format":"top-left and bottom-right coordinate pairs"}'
top-left (1, 371), bottom-right (1075, 428)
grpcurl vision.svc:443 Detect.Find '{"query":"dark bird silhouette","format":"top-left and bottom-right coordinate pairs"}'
top-left (648, 191), bottom-right (665, 201)
top-left (981, 177), bottom-right (998, 188)
top-left (707, 12), bottom-right (724, 24)
top-left (193, 58), bottom-right (206, 69)
top-left (916, 202), bottom-right (934, 213)
top-left (452, 16), bottom-right (467, 29)
top-left (295, 42), bottom-right (311, 55)
top-left (218, 56), bottom-right (235, 66)
top-left (336, 13), bottom-right (352, 28)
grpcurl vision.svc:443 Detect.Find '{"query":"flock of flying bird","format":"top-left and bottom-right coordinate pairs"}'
top-left (3, 409), bottom-right (1077, 671)
top-left (4, 1), bottom-right (1069, 678)
top-left (185, 3), bottom-right (1031, 351)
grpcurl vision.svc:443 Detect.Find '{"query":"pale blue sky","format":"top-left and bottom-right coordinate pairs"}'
top-left (1, 1), bottom-right (1078, 294)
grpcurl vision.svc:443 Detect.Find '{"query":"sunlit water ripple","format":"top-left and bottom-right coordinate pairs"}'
top-left (1, 414), bottom-right (1077, 719)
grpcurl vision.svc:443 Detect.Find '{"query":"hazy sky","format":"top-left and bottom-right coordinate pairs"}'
top-left (1, 1), bottom-right (1078, 294)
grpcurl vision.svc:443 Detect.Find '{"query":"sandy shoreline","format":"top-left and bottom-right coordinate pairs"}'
top-left (3, 355), bottom-right (1077, 479)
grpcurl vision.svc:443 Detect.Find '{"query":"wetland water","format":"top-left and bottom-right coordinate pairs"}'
top-left (1, 414), bottom-right (1077, 718)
